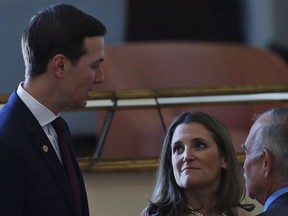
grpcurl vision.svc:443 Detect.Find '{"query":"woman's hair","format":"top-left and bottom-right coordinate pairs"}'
top-left (251, 108), bottom-right (288, 181)
top-left (21, 3), bottom-right (106, 79)
top-left (144, 111), bottom-right (253, 216)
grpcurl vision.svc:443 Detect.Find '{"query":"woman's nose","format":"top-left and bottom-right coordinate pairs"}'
top-left (183, 149), bottom-right (194, 161)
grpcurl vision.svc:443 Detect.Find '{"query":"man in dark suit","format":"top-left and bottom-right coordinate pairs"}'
top-left (242, 108), bottom-right (288, 216)
top-left (0, 3), bottom-right (106, 216)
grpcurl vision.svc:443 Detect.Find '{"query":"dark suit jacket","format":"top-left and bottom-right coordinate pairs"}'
top-left (0, 90), bottom-right (89, 216)
top-left (257, 192), bottom-right (288, 216)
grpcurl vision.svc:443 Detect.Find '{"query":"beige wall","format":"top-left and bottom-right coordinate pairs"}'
top-left (84, 171), bottom-right (155, 216)
top-left (83, 171), bottom-right (263, 216)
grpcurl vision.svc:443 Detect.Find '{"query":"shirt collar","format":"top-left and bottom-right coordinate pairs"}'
top-left (264, 186), bottom-right (288, 211)
top-left (17, 82), bottom-right (59, 126)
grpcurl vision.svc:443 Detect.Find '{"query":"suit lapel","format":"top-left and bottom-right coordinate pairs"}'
top-left (9, 91), bottom-right (79, 216)
top-left (32, 134), bottom-right (79, 216)
top-left (268, 192), bottom-right (288, 210)
top-left (257, 193), bottom-right (288, 216)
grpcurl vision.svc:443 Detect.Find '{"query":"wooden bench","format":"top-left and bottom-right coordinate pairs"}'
top-left (96, 42), bottom-right (288, 159)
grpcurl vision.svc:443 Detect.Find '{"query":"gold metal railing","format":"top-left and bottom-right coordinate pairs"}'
top-left (1, 84), bottom-right (288, 172)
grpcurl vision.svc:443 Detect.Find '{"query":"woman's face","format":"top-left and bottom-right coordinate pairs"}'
top-left (171, 122), bottom-right (227, 191)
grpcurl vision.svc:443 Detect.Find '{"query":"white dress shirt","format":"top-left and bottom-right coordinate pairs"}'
top-left (16, 82), bottom-right (62, 163)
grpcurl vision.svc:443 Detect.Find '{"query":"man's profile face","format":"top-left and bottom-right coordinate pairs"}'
top-left (62, 36), bottom-right (105, 109)
top-left (243, 117), bottom-right (267, 204)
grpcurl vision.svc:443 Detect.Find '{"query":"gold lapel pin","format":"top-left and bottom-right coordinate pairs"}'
top-left (42, 145), bottom-right (49, 152)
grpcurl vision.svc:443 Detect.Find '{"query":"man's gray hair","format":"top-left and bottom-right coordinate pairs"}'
top-left (252, 108), bottom-right (288, 181)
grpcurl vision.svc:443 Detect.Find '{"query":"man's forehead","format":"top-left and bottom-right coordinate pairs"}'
top-left (246, 117), bottom-right (268, 145)
top-left (255, 113), bottom-right (271, 125)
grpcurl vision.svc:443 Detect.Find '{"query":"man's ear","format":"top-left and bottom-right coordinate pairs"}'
top-left (51, 54), bottom-right (66, 77)
top-left (262, 148), bottom-right (273, 178)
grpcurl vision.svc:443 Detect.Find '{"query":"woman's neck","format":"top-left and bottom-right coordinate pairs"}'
top-left (184, 187), bottom-right (219, 215)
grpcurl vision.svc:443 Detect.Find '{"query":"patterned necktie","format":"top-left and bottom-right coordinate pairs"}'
top-left (52, 117), bottom-right (82, 216)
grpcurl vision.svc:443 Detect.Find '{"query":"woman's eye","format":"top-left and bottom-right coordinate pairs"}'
top-left (173, 145), bottom-right (184, 154)
top-left (194, 141), bottom-right (207, 149)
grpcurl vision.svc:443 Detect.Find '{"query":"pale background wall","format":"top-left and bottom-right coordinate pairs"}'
top-left (0, 1), bottom-right (287, 215)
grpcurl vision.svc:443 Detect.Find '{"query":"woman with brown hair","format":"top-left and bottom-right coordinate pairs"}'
top-left (142, 111), bottom-right (254, 216)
